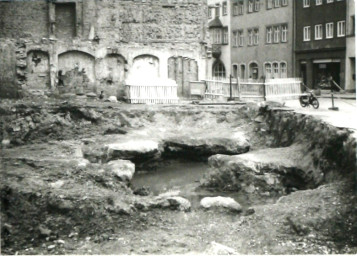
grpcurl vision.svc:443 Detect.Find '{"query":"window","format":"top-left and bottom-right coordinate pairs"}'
top-left (273, 26), bottom-right (280, 43)
top-left (249, 62), bottom-right (259, 79)
top-left (233, 31), bottom-right (239, 47)
top-left (272, 62), bottom-right (279, 78)
top-left (208, 8), bottom-right (213, 18)
top-left (211, 28), bottom-right (222, 44)
top-left (248, 0), bottom-right (254, 13)
top-left (213, 62), bottom-right (226, 78)
top-left (303, 0), bottom-right (310, 7)
top-left (266, 27), bottom-right (273, 43)
top-left (274, 0), bottom-right (280, 8)
top-left (238, 30), bottom-right (244, 46)
top-left (265, 63), bottom-right (272, 79)
top-left (351, 16), bottom-right (355, 36)
top-left (238, 0), bottom-right (244, 14)
top-left (280, 62), bottom-right (287, 78)
top-left (233, 64), bottom-right (238, 78)
top-left (215, 6), bottom-right (220, 17)
top-left (337, 20), bottom-right (345, 37)
top-left (233, 2), bottom-right (239, 15)
top-left (281, 0), bottom-right (288, 6)
top-left (281, 24), bottom-right (288, 42)
top-left (303, 26), bottom-right (311, 41)
top-left (316, 0), bottom-right (322, 5)
top-left (326, 22), bottom-right (334, 38)
top-left (248, 29), bottom-right (254, 45)
top-left (223, 28), bottom-right (229, 44)
top-left (315, 24), bottom-right (323, 40)
top-left (240, 64), bottom-right (246, 79)
top-left (253, 28), bottom-right (259, 45)
top-left (327, 0), bottom-right (333, 3)
top-left (267, 0), bottom-right (273, 9)
top-left (223, 2), bottom-right (227, 15)
top-left (254, 0), bottom-right (260, 11)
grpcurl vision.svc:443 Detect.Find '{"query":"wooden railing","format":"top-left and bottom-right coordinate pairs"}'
top-left (126, 83), bottom-right (179, 104)
top-left (203, 77), bottom-right (303, 101)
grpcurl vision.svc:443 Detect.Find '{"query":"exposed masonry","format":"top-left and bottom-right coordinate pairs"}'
top-left (0, 0), bottom-right (210, 98)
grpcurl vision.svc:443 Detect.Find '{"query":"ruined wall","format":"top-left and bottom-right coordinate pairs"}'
top-left (96, 0), bottom-right (205, 43)
top-left (0, 0), bottom-right (208, 99)
top-left (0, 0), bottom-right (49, 39)
top-left (0, 41), bottom-right (17, 98)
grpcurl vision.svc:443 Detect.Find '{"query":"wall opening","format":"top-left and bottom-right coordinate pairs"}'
top-left (26, 50), bottom-right (50, 90)
top-left (130, 55), bottom-right (160, 80)
top-left (96, 54), bottom-right (127, 97)
top-left (168, 56), bottom-right (198, 98)
top-left (55, 3), bottom-right (76, 39)
top-left (249, 62), bottom-right (259, 80)
top-left (58, 50), bottom-right (95, 94)
top-left (212, 61), bottom-right (226, 79)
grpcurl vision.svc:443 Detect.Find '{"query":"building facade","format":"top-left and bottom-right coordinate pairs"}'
top-left (295, 0), bottom-right (347, 90)
top-left (230, 0), bottom-right (294, 80)
top-left (207, 0), bottom-right (231, 78)
top-left (0, 0), bottom-right (209, 99)
top-left (345, 0), bottom-right (355, 92)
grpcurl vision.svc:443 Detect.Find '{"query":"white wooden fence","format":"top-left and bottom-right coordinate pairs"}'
top-left (126, 84), bottom-right (179, 104)
top-left (204, 77), bottom-right (302, 101)
top-left (265, 78), bottom-right (303, 100)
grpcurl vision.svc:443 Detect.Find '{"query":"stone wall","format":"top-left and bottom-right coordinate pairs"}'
top-left (0, 0), bottom-right (209, 99)
top-left (0, 0), bottom-right (49, 39)
top-left (0, 40), bottom-right (17, 98)
top-left (255, 106), bottom-right (356, 180)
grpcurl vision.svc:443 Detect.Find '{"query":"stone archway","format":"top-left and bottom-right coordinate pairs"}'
top-left (168, 56), bottom-right (198, 98)
top-left (96, 53), bottom-right (127, 97)
top-left (130, 54), bottom-right (160, 80)
top-left (58, 50), bottom-right (95, 94)
top-left (26, 50), bottom-right (50, 90)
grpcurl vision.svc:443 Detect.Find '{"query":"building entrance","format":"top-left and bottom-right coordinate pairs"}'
top-left (313, 61), bottom-right (340, 91)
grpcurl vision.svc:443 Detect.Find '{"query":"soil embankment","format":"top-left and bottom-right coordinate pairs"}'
top-left (0, 98), bottom-right (356, 254)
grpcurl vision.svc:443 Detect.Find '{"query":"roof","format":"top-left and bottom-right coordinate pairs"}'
top-left (208, 17), bottom-right (223, 28)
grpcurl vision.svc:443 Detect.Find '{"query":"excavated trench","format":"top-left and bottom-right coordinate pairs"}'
top-left (0, 100), bottom-right (356, 254)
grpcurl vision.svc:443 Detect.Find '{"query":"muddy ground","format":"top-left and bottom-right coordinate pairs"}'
top-left (0, 97), bottom-right (356, 255)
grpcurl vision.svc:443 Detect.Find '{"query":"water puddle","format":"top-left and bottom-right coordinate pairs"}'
top-left (132, 159), bottom-right (273, 209)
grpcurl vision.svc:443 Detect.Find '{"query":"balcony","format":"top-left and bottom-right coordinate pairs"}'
top-left (212, 44), bottom-right (221, 59)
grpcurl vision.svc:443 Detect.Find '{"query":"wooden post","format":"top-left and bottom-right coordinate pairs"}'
top-left (263, 77), bottom-right (267, 101)
top-left (238, 77), bottom-right (241, 101)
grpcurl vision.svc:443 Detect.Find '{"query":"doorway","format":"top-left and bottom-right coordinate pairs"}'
top-left (313, 62), bottom-right (340, 91)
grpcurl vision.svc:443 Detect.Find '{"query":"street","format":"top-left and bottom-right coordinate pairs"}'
top-left (283, 97), bottom-right (357, 134)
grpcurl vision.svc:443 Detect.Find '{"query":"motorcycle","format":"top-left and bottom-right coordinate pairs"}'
top-left (299, 90), bottom-right (319, 109)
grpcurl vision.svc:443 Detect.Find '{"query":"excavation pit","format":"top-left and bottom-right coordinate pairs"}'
top-left (1, 100), bottom-right (356, 255)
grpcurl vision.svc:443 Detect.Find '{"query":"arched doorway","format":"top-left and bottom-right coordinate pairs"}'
top-left (212, 61), bottom-right (226, 78)
top-left (58, 50), bottom-right (95, 94)
top-left (130, 54), bottom-right (160, 79)
top-left (249, 62), bottom-right (259, 80)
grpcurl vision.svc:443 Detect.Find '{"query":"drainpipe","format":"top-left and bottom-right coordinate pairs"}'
top-left (292, 0), bottom-right (296, 77)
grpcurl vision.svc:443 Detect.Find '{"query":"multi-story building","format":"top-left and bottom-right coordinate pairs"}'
top-left (207, 0), bottom-right (231, 78)
top-left (0, 0), bottom-right (208, 99)
top-left (295, 0), bottom-right (347, 89)
top-left (230, 0), bottom-right (294, 80)
top-left (345, 0), bottom-right (355, 92)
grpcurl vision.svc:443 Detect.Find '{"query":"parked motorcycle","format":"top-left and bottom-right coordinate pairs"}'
top-left (299, 91), bottom-right (319, 109)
